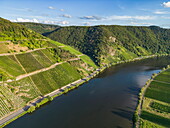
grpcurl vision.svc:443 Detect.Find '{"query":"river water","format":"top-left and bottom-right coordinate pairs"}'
top-left (6, 56), bottom-right (170, 128)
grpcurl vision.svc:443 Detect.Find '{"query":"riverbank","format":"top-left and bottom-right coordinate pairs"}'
top-left (134, 64), bottom-right (170, 128)
top-left (0, 53), bottom-right (169, 128)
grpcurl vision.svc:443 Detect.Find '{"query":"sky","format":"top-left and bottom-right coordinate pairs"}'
top-left (0, 0), bottom-right (170, 27)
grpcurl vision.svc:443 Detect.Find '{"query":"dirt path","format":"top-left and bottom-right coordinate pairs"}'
top-left (0, 47), bottom-right (52, 56)
top-left (0, 56), bottom-right (82, 84)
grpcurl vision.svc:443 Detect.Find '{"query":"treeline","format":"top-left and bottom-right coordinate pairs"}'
top-left (0, 17), bottom-right (45, 41)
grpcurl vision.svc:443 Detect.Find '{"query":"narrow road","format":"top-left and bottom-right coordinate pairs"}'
top-left (0, 41), bottom-right (11, 43)
top-left (0, 47), bottom-right (52, 56)
top-left (0, 109), bottom-right (25, 126)
top-left (0, 57), bottom-right (82, 84)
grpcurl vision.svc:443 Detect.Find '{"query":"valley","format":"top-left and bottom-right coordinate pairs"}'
top-left (0, 17), bottom-right (169, 128)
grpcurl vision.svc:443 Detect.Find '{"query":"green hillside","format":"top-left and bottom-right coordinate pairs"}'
top-left (17, 22), bottom-right (60, 35)
top-left (38, 25), bottom-right (170, 65)
top-left (0, 17), bottom-right (97, 120)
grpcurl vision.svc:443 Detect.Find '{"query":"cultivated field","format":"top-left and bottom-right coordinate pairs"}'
top-left (139, 69), bottom-right (170, 128)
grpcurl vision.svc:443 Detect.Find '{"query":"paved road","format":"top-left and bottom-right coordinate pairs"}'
top-left (0, 109), bottom-right (25, 126)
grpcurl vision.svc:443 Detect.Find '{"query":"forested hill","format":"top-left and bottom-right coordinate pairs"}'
top-left (18, 22), bottom-right (60, 35)
top-left (44, 25), bottom-right (170, 65)
top-left (0, 18), bottom-right (45, 41)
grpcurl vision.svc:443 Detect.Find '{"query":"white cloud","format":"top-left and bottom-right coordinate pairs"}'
top-left (154, 10), bottom-right (169, 14)
top-left (162, 1), bottom-right (170, 8)
top-left (80, 16), bottom-right (102, 20)
top-left (12, 18), bottom-right (39, 23)
top-left (130, 22), bottom-right (153, 25)
top-left (60, 9), bottom-right (65, 12)
top-left (83, 22), bottom-right (91, 26)
top-left (43, 20), bottom-right (69, 25)
top-left (105, 15), bottom-right (156, 20)
top-left (43, 20), bottom-right (57, 24)
top-left (48, 6), bottom-right (56, 10)
top-left (58, 21), bottom-right (69, 25)
top-left (60, 14), bottom-right (72, 18)
top-left (161, 16), bottom-right (170, 19)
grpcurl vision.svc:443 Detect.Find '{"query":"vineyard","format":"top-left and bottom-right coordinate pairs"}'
top-left (139, 68), bottom-right (170, 128)
top-left (0, 40), bottom-right (97, 121)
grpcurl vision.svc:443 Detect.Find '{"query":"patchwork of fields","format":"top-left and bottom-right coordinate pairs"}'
top-left (140, 68), bottom-right (170, 128)
top-left (0, 42), bottom-right (97, 119)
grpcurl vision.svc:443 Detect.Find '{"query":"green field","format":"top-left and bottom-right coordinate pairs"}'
top-left (16, 52), bottom-right (44, 73)
top-left (139, 68), bottom-right (170, 128)
top-left (9, 77), bottom-right (41, 102)
top-left (80, 55), bottom-right (98, 68)
top-left (0, 56), bottom-right (25, 78)
top-left (0, 84), bottom-right (25, 118)
top-left (31, 62), bottom-right (81, 94)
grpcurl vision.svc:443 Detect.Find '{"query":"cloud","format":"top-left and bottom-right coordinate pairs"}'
top-left (161, 16), bottom-right (170, 19)
top-left (60, 9), bottom-right (65, 12)
top-left (58, 21), bottom-right (69, 25)
top-left (12, 18), bottom-right (39, 23)
top-left (43, 20), bottom-right (69, 25)
top-left (48, 6), bottom-right (56, 10)
top-left (79, 16), bottom-right (102, 20)
top-left (162, 1), bottom-right (170, 8)
top-left (154, 10), bottom-right (169, 14)
top-left (105, 15), bottom-right (156, 20)
top-left (43, 20), bottom-right (57, 24)
top-left (130, 22), bottom-right (153, 25)
top-left (83, 22), bottom-right (91, 26)
top-left (60, 14), bottom-right (72, 18)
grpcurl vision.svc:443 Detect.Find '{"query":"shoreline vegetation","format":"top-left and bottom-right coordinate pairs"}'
top-left (0, 53), bottom-right (169, 128)
top-left (134, 63), bottom-right (170, 128)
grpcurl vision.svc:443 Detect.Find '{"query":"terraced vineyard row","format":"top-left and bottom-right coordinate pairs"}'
top-left (139, 68), bottom-right (170, 128)
top-left (0, 45), bottom-right (97, 120)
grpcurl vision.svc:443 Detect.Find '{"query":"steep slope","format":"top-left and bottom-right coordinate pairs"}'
top-left (17, 22), bottom-right (60, 35)
top-left (42, 25), bottom-right (170, 65)
top-left (0, 18), bottom-right (97, 120)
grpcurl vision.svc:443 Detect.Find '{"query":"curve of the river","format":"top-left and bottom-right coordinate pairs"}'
top-left (6, 56), bottom-right (170, 128)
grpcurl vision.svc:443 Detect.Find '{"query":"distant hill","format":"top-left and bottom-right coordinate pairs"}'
top-left (17, 22), bottom-right (60, 35)
top-left (44, 25), bottom-right (170, 65)
top-left (20, 22), bottom-right (170, 65)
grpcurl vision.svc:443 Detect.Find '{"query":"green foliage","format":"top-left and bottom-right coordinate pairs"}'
top-left (80, 55), bottom-right (98, 68)
top-left (0, 56), bottom-right (25, 77)
top-left (31, 62), bottom-right (81, 94)
top-left (9, 77), bottom-right (41, 102)
top-left (150, 102), bottom-right (170, 113)
top-left (17, 22), bottom-right (60, 34)
top-left (27, 106), bottom-right (36, 113)
top-left (155, 74), bottom-right (170, 83)
top-left (47, 48), bottom-right (77, 62)
top-left (39, 25), bottom-right (170, 65)
top-left (140, 119), bottom-right (164, 128)
top-left (141, 111), bottom-right (170, 127)
top-left (0, 17), bottom-right (44, 41)
top-left (16, 52), bottom-right (43, 73)
top-left (145, 81), bottom-right (170, 103)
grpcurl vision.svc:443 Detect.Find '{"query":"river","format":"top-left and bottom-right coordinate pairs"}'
top-left (6, 56), bottom-right (170, 128)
